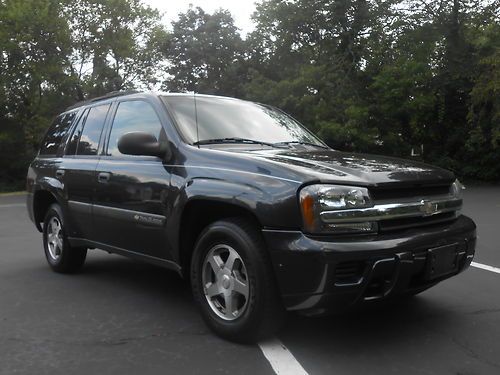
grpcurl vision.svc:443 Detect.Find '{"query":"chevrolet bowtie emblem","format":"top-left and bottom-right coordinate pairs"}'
top-left (420, 200), bottom-right (438, 216)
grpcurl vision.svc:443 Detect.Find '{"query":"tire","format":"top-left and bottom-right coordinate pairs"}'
top-left (43, 203), bottom-right (87, 273)
top-left (190, 217), bottom-right (285, 343)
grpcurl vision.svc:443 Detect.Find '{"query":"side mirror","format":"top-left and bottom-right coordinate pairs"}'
top-left (117, 132), bottom-right (170, 159)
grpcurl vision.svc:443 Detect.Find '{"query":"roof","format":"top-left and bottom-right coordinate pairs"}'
top-left (64, 90), bottom-right (247, 112)
top-left (65, 90), bottom-right (142, 111)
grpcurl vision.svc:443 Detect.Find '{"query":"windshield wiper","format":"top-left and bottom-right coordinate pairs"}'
top-left (273, 141), bottom-right (329, 149)
top-left (193, 137), bottom-right (284, 148)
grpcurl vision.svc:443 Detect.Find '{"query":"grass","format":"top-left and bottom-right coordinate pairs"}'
top-left (0, 179), bottom-right (26, 195)
top-left (0, 190), bottom-right (26, 196)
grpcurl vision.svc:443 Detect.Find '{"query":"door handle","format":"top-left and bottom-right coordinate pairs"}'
top-left (97, 172), bottom-right (111, 183)
top-left (56, 169), bottom-right (65, 178)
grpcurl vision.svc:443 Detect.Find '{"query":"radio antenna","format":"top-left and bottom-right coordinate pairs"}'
top-left (194, 91), bottom-right (200, 148)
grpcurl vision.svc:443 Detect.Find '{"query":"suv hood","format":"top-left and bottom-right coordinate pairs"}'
top-left (243, 148), bottom-right (455, 187)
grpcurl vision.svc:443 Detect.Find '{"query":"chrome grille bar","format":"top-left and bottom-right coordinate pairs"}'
top-left (320, 198), bottom-right (462, 224)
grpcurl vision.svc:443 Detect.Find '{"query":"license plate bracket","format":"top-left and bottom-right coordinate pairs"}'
top-left (425, 243), bottom-right (459, 280)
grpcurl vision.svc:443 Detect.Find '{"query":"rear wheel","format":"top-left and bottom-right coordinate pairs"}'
top-left (43, 203), bottom-right (87, 273)
top-left (190, 218), bottom-right (284, 343)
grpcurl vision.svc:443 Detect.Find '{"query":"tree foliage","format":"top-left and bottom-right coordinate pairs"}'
top-left (161, 6), bottom-right (245, 96)
top-left (63, 0), bottom-right (166, 98)
top-left (0, 0), bottom-right (71, 188)
top-left (0, 0), bottom-right (166, 189)
top-left (242, 0), bottom-right (500, 179)
top-left (0, 0), bottom-right (499, 190)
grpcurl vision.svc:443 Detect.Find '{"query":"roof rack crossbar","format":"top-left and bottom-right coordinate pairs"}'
top-left (65, 90), bottom-right (141, 111)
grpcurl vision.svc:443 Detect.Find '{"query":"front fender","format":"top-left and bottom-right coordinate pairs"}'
top-left (177, 175), bottom-right (300, 227)
top-left (184, 177), bottom-right (269, 213)
top-left (166, 174), bottom-right (302, 266)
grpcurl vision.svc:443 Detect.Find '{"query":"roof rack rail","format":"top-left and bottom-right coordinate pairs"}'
top-left (65, 90), bottom-right (142, 111)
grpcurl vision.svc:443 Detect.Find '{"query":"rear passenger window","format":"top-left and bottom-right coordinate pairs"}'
top-left (66, 109), bottom-right (88, 155)
top-left (107, 101), bottom-right (164, 156)
top-left (76, 104), bottom-right (110, 156)
top-left (39, 112), bottom-right (77, 156)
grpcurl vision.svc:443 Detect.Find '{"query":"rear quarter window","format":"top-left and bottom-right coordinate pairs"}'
top-left (39, 112), bottom-right (77, 156)
top-left (65, 109), bottom-right (88, 155)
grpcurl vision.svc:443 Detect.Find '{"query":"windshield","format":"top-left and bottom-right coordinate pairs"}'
top-left (161, 95), bottom-right (326, 147)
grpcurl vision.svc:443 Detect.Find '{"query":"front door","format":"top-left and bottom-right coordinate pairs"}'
top-left (93, 99), bottom-right (172, 260)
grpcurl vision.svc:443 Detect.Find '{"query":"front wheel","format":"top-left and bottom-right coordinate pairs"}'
top-left (190, 218), bottom-right (284, 343)
top-left (43, 203), bottom-right (87, 273)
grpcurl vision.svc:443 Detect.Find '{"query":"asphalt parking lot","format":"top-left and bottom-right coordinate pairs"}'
top-left (1, 186), bottom-right (499, 375)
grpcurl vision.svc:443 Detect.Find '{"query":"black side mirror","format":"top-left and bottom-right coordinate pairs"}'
top-left (117, 132), bottom-right (170, 159)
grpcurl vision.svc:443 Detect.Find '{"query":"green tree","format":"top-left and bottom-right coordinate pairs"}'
top-left (465, 22), bottom-right (500, 180)
top-left (246, 0), bottom-right (500, 180)
top-left (388, 0), bottom-right (500, 174)
top-left (63, 0), bottom-right (167, 98)
top-left (0, 0), bottom-right (168, 190)
top-left (245, 0), bottom-right (403, 151)
top-left (162, 6), bottom-right (245, 96)
top-left (0, 0), bottom-right (72, 189)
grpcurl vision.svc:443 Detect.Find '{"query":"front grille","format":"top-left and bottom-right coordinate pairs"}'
top-left (368, 183), bottom-right (457, 231)
top-left (334, 261), bottom-right (365, 285)
top-left (379, 211), bottom-right (457, 232)
top-left (370, 185), bottom-right (451, 201)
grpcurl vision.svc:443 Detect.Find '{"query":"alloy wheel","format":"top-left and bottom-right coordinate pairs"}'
top-left (46, 217), bottom-right (63, 261)
top-left (202, 244), bottom-right (250, 320)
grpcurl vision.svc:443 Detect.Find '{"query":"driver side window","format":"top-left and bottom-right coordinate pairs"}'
top-left (107, 100), bottom-right (164, 157)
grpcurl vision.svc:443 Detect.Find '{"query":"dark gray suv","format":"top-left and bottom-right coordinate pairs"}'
top-left (27, 91), bottom-right (476, 342)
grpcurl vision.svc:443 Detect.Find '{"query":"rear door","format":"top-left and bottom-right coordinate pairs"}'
top-left (62, 103), bottom-right (111, 240)
top-left (30, 111), bottom-right (78, 222)
top-left (93, 98), bottom-right (172, 260)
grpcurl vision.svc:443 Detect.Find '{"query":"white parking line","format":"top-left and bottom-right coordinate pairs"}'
top-left (0, 204), bottom-right (25, 208)
top-left (471, 261), bottom-right (500, 274)
top-left (258, 337), bottom-right (309, 375)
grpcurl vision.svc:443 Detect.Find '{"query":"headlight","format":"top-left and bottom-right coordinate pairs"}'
top-left (299, 184), bottom-right (376, 234)
top-left (450, 179), bottom-right (465, 199)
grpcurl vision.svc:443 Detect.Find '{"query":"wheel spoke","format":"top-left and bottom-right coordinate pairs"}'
top-left (56, 235), bottom-right (63, 249)
top-left (208, 255), bottom-right (224, 274)
top-left (233, 277), bottom-right (249, 298)
top-left (224, 250), bottom-right (237, 272)
top-left (224, 293), bottom-right (235, 317)
top-left (205, 283), bottom-right (221, 298)
top-left (55, 239), bottom-right (62, 255)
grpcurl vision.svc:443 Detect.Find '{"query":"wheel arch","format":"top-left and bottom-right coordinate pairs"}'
top-left (32, 189), bottom-right (61, 232)
top-left (177, 198), bottom-right (262, 279)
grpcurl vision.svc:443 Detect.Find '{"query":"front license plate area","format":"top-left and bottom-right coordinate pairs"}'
top-left (425, 243), bottom-right (459, 280)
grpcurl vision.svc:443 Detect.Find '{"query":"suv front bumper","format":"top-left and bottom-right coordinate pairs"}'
top-left (263, 215), bottom-right (476, 315)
